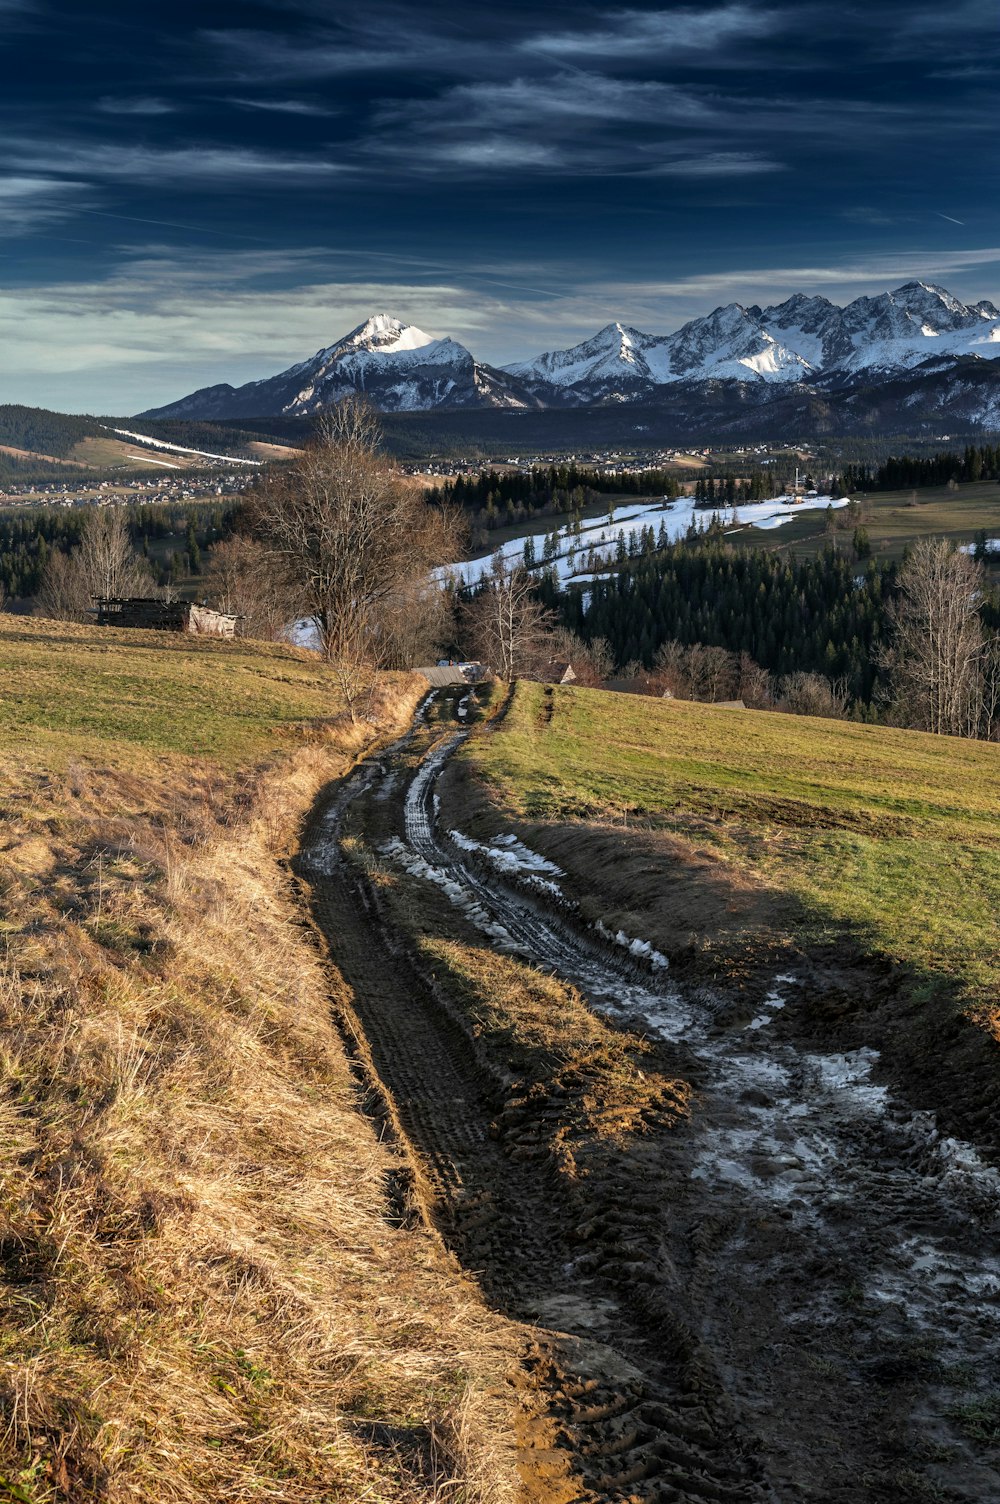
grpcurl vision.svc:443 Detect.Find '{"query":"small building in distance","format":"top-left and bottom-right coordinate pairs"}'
top-left (538, 661), bottom-right (577, 685)
top-left (418, 660), bottom-right (487, 687)
top-left (96, 598), bottom-right (237, 638)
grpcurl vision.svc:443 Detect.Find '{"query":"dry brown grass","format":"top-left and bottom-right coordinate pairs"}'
top-left (417, 938), bottom-right (688, 1147)
top-left (0, 649), bottom-right (518, 1503)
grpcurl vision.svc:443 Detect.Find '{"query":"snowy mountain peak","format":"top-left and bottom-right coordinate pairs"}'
top-left (334, 314), bottom-right (441, 356)
top-left (888, 282), bottom-right (975, 326)
top-left (141, 281), bottom-right (1000, 421)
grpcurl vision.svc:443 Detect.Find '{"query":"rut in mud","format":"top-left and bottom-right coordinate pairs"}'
top-left (298, 689), bottom-right (1000, 1504)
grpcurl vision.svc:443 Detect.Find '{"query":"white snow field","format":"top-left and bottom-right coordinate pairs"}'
top-left (437, 492), bottom-right (852, 589)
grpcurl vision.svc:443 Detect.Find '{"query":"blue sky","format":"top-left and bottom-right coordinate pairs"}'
top-left (1, 0), bottom-right (998, 412)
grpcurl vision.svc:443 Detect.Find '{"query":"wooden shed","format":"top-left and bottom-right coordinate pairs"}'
top-left (96, 599), bottom-right (237, 638)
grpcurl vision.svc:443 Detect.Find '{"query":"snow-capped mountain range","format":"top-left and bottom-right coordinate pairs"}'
top-left (145, 313), bottom-right (530, 421)
top-left (142, 283), bottom-right (1000, 425)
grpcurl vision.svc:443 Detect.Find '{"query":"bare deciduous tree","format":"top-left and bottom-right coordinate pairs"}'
top-left (379, 575), bottom-right (454, 669)
top-left (738, 651), bottom-right (775, 708)
top-left (36, 507), bottom-right (152, 622)
top-left (778, 671), bottom-right (849, 719)
top-left (36, 549), bottom-right (90, 621)
top-left (881, 539), bottom-right (985, 737)
top-left (462, 552), bottom-right (553, 680)
top-left (548, 628), bottom-right (613, 687)
top-left (688, 644), bottom-right (738, 702)
top-left (78, 507), bottom-right (151, 602)
top-left (980, 634), bottom-right (1000, 741)
top-left (202, 535), bottom-right (303, 641)
top-left (652, 639), bottom-right (692, 698)
top-left (249, 398), bottom-right (459, 717)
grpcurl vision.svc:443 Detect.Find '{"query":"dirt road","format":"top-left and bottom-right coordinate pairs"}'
top-left (298, 689), bottom-right (1000, 1503)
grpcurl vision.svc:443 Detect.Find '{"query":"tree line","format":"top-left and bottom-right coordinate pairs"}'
top-left (692, 470), bottom-right (779, 507)
top-left (426, 465), bottom-right (688, 538)
top-left (837, 444), bottom-right (1000, 493)
top-left (0, 503), bottom-right (234, 600)
top-left (546, 541), bottom-right (895, 701)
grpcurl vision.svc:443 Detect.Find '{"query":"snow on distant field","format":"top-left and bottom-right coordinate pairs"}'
top-left (437, 493), bottom-right (852, 589)
top-left (108, 428), bottom-right (262, 466)
top-left (285, 617), bottom-right (322, 651)
top-left (960, 538), bottom-right (1000, 555)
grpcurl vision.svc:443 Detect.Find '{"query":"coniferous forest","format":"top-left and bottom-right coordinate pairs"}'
top-left (836, 443), bottom-right (1000, 493)
top-left (540, 542), bottom-right (900, 702)
top-left (0, 503), bottom-right (235, 599)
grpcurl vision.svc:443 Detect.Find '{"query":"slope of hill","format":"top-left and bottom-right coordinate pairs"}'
top-left (0, 617), bottom-right (516, 1503)
top-left (0, 405), bottom-right (275, 486)
top-left (452, 683), bottom-right (1000, 1136)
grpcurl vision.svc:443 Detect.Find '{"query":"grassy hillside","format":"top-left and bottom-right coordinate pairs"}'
top-left (0, 617), bottom-right (515, 1504)
top-left (456, 683), bottom-right (1000, 1025)
top-left (724, 479), bottom-right (1000, 563)
top-left (0, 616), bottom-right (363, 768)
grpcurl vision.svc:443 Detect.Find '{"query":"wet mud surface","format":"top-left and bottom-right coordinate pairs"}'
top-left (297, 690), bottom-right (1000, 1503)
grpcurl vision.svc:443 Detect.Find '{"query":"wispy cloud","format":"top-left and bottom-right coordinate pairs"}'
top-left (379, 72), bottom-right (713, 130)
top-left (363, 71), bottom-right (718, 176)
top-left (901, 0), bottom-right (998, 33)
top-left (96, 96), bottom-right (176, 116)
top-left (201, 18), bottom-right (484, 81)
top-left (227, 96), bottom-right (337, 116)
top-left (645, 151), bottom-right (785, 177)
top-left (527, 5), bottom-right (779, 60)
top-left (0, 141), bottom-right (348, 185)
top-left (0, 175), bottom-right (91, 235)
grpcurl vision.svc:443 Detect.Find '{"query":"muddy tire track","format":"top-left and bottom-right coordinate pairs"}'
top-left (298, 696), bottom-right (767, 1503)
top-left (300, 690), bottom-right (1000, 1503)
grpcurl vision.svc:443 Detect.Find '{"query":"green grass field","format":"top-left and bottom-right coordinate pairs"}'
top-left (0, 613), bottom-right (352, 773)
top-left (462, 682), bottom-right (1000, 1016)
top-left (730, 480), bottom-right (1000, 563)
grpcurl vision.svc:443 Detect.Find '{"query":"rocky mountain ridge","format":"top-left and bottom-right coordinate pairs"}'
top-left (141, 284), bottom-right (1000, 430)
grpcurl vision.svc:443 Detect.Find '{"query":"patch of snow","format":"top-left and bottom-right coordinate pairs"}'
top-left (448, 828), bottom-right (564, 896)
top-left (380, 836), bottom-right (525, 952)
top-left (593, 918), bottom-right (670, 971)
top-left (437, 493), bottom-right (852, 590)
top-left (284, 617), bottom-right (322, 651)
top-left (108, 427), bottom-right (262, 465)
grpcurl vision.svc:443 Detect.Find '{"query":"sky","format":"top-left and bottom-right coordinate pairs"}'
top-left (1, 0), bottom-right (998, 414)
